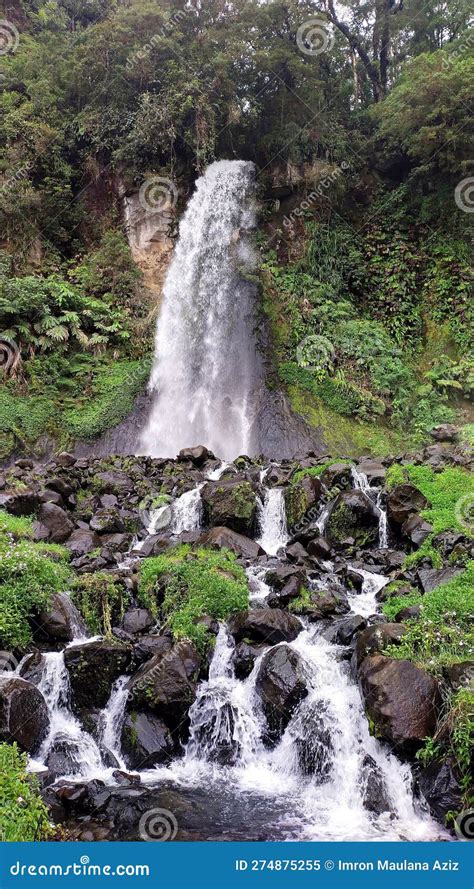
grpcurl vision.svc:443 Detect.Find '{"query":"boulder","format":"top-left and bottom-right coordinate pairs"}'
top-left (320, 462), bottom-right (353, 491)
top-left (178, 446), bottom-right (211, 467)
top-left (417, 567), bottom-right (462, 593)
top-left (120, 608), bottom-right (153, 636)
top-left (357, 460), bottom-right (386, 485)
top-left (0, 488), bottom-right (40, 516)
top-left (36, 592), bottom-right (86, 642)
top-left (267, 573), bottom-right (303, 608)
top-left (201, 479), bottom-right (257, 535)
top-left (198, 526), bottom-right (264, 560)
top-left (325, 491), bottom-right (379, 548)
top-left (359, 655), bottom-right (441, 753)
top-left (0, 676), bottom-right (49, 752)
top-left (233, 641), bottom-right (268, 679)
top-left (284, 476), bottom-right (323, 531)
top-left (228, 608), bottom-right (302, 645)
top-left (256, 645), bottom-right (308, 743)
top-left (417, 759), bottom-right (463, 823)
top-left (133, 635), bottom-right (173, 666)
top-left (354, 623), bottom-right (407, 670)
top-left (90, 508), bottom-right (125, 534)
top-left (430, 424), bottom-right (459, 442)
top-left (327, 614), bottom-right (366, 645)
top-left (121, 711), bottom-right (174, 769)
top-left (127, 641), bottom-right (201, 735)
top-left (298, 588), bottom-right (350, 622)
top-left (306, 537), bottom-right (333, 559)
top-left (94, 471), bottom-right (133, 494)
top-left (65, 529), bottom-right (101, 557)
top-left (33, 502), bottom-right (74, 543)
top-left (64, 640), bottom-right (132, 710)
top-left (394, 605), bottom-right (421, 622)
top-left (360, 754), bottom-right (391, 814)
top-left (401, 514), bottom-right (433, 546)
top-left (387, 484), bottom-right (430, 526)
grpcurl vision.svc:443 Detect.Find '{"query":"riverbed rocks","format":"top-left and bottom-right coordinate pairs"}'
top-left (283, 475), bottom-right (323, 530)
top-left (121, 711), bottom-right (174, 769)
top-left (64, 640), bottom-right (133, 710)
top-left (126, 641), bottom-right (201, 736)
top-left (201, 478), bottom-right (257, 535)
top-left (228, 608), bottom-right (302, 645)
top-left (198, 526), bottom-right (264, 559)
top-left (354, 623), bottom-right (407, 670)
top-left (417, 759), bottom-right (463, 823)
top-left (358, 655), bottom-right (441, 753)
top-left (0, 676), bottom-right (49, 752)
top-left (32, 502), bottom-right (75, 542)
top-left (325, 490), bottom-right (379, 548)
top-left (386, 483), bottom-right (430, 526)
top-left (256, 645), bottom-right (308, 743)
top-left (35, 592), bottom-right (84, 642)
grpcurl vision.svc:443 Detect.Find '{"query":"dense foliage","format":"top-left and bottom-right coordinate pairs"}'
top-left (0, 743), bottom-right (53, 841)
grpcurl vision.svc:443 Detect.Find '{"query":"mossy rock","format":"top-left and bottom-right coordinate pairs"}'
top-left (201, 479), bottom-right (257, 535)
top-left (326, 491), bottom-right (379, 548)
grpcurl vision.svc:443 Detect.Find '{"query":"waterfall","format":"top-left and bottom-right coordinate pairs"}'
top-left (140, 160), bottom-right (262, 460)
top-left (347, 567), bottom-right (390, 617)
top-left (256, 488), bottom-right (289, 556)
top-left (172, 485), bottom-right (203, 534)
top-left (351, 466), bottom-right (389, 549)
top-left (100, 676), bottom-right (129, 770)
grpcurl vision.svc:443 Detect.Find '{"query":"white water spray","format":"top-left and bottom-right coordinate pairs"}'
top-left (257, 488), bottom-right (289, 555)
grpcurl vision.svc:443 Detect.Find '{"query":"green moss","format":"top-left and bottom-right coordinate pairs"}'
top-left (0, 743), bottom-right (53, 841)
top-left (289, 587), bottom-right (312, 613)
top-left (0, 528), bottom-right (72, 650)
top-left (63, 359), bottom-right (150, 440)
top-left (0, 390), bottom-right (55, 460)
top-left (292, 459), bottom-right (353, 483)
top-left (138, 545), bottom-right (248, 653)
top-left (72, 572), bottom-right (128, 637)
top-left (326, 500), bottom-right (378, 548)
top-left (284, 481), bottom-right (313, 529)
top-left (0, 510), bottom-right (34, 539)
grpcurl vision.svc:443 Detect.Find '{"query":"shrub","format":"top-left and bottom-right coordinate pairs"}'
top-left (72, 572), bottom-right (128, 636)
top-left (0, 743), bottom-right (53, 841)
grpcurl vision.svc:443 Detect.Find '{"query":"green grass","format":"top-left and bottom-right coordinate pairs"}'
top-left (0, 743), bottom-right (53, 841)
top-left (292, 459), bottom-right (353, 483)
top-left (0, 511), bottom-right (34, 539)
top-left (138, 545), bottom-right (249, 652)
top-left (0, 516), bottom-right (71, 649)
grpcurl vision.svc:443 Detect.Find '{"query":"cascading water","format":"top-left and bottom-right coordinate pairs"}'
top-left (141, 160), bottom-right (262, 460)
top-left (256, 487), bottom-right (289, 556)
top-left (351, 466), bottom-right (389, 549)
top-left (100, 676), bottom-right (129, 771)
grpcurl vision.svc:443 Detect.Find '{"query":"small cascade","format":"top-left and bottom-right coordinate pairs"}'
top-left (347, 567), bottom-right (390, 618)
top-left (172, 484), bottom-right (203, 534)
top-left (351, 466), bottom-right (389, 549)
top-left (256, 487), bottom-right (288, 556)
top-left (185, 625), bottom-right (263, 768)
top-left (206, 461), bottom-right (231, 480)
top-left (37, 652), bottom-right (104, 779)
top-left (246, 565), bottom-right (273, 606)
top-left (100, 676), bottom-right (129, 770)
top-left (315, 502), bottom-right (333, 535)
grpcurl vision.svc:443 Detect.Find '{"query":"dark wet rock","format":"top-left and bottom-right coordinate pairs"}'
top-left (326, 491), bottom-right (379, 549)
top-left (201, 478), bottom-right (257, 535)
top-left (65, 529), bottom-right (101, 557)
top-left (401, 514), bottom-right (433, 546)
top-left (233, 641), bottom-right (268, 679)
top-left (112, 770), bottom-right (141, 786)
top-left (134, 534), bottom-right (170, 557)
top-left (387, 484), bottom-right (430, 526)
top-left (198, 526), bottom-right (264, 559)
top-left (359, 655), bottom-right (441, 753)
top-left (64, 640), bottom-right (132, 710)
top-left (56, 452), bottom-right (76, 468)
top-left (121, 711), bottom-right (174, 769)
top-left (320, 462), bottom-right (353, 491)
top-left (95, 471), bottom-right (134, 494)
top-left (0, 487), bottom-right (40, 516)
top-left (306, 537), bottom-right (332, 559)
top-left (90, 508), bottom-right (126, 534)
top-left (418, 759), bottom-right (463, 823)
top-left (33, 502), bottom-right (74, 543)
top-left (256, 645), bottom-right (308, 743)
top-left (285, 541), bottom-right (309, 563)
top-left (360, 754), bottom-right (391, 814)
top-left (35, 592), bottom-right (85, 642)
top-left (0, 676), bottom-right (49, 752)
top-left (228, 608), bottom-right (302, 645)
top-left (417, 567), bottom-right (462, 593)
top-left (394, 604), bottom-right (422, 622)
top-left (357, 460), bottom-right (386, 485)
top-left (19, 650), bottom-right (45, 685)
top-left (265, 563), bottom-right (304, 590)
top-left (121, 608), bottom-right (153, 636)
top-left (178, 446), bottom-right (211, 467)
top-left (284, 476), bottom-right (323, 531)
top-left (100, 532), bottom-right (131, 552)
top-left (354, 623), bottom-right (407, 670)
top-left (430, 424), bottom-right (459, 442)
top-left (133, 635), bottom-right (173, 666)
top-left (267, 573), bottom-right (303, 608)
top-left (305, 589), bottom-right (351, 622)
top-left (127, 641), bottom-right (201, 736)
top-left (38, 488), bottom-right (63, 506)
top-left (327, 614), bottom-right (367, 645)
